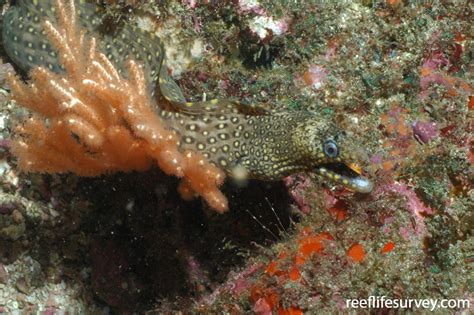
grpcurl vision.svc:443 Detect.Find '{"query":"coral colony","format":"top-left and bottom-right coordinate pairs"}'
top-left (7, 0), bottom-right (228, 212)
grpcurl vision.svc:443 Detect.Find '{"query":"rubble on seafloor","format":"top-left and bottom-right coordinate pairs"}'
top-left (0, 0), bottom-right (472, 313)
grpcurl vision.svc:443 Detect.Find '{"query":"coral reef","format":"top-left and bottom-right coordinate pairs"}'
top-left (0, 0), bottom-right (472, 313)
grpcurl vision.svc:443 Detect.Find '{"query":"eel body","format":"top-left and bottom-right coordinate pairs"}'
top-left (2, 0), bottom-right (373, 193)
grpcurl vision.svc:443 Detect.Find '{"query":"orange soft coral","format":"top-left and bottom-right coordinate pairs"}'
top-left (8, 0), bottom-right (227, 212)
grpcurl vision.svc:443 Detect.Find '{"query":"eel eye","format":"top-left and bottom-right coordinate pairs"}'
top-left (323, 139), bottom-right (338, 158)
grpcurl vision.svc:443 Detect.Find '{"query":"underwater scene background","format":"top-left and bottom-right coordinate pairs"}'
top-left (0, 0), bottom-right (471, 313)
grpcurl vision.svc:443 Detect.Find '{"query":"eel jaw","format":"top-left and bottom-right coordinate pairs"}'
top-left (315, 163), bottom-right (373, 193)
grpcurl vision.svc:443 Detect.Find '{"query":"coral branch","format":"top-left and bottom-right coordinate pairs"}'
top-left (8, 0), bottom-right (227, 212)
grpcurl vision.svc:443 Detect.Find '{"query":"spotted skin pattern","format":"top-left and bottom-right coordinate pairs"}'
top-left (2, 0), bottom-right (373, 192)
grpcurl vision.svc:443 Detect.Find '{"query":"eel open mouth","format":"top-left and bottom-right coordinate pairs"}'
top-left (315, 162), bottom-right (373, 193)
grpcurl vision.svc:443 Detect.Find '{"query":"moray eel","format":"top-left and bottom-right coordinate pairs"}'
top-left (2, 0), bottom-right (373, 193)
